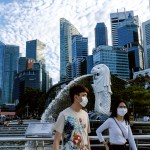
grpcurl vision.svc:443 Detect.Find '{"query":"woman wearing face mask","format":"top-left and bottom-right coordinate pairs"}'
top-left (96, 99), bottom-right (137, 150)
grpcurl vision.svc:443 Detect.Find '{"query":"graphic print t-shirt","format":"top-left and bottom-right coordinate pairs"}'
top-left (53, 107), bottom-right (91, 150)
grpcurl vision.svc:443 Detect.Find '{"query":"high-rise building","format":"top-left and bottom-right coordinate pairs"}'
top-left (3, 45), bottom-right (19, 104)
top-left (93, 45), bottom-right (129, 79)
top-left (26, 39), bottom-right (47, 91)
top-left (60, 18), bottom-right (80, 81)
top-left (18, 57), bottom-right (27, 73)
top-left (26, 39), bottom-right (46, 65)
top-left (81, 55), bottom-right (93, 75)
top-left (117, 15), bottom-right (144, 78)
top-left (12, 62), bottom-right (42, 103)
top-left (72, 35), bottom-right (88, 79)
top-left (95, 23), bottom-right (108, 47)
top-left (66, 62), bottom-right (72, 81)
top-left (142, 19), bottom-right (150, 69)
top-left (110, 10), bottom-right (134, 46)
top-left (0, 41), bottom-right (5, 104)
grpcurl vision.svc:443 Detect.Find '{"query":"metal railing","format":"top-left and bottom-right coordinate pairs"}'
top-left (0, 135), bottom-right (149, 149)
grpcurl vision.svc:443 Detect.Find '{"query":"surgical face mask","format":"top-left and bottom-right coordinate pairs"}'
top-left (80, 96), bottom-right (88, 107)
top-left (117, 108), bottom-right (127, 116)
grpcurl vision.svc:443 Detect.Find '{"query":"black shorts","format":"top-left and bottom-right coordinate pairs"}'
top-left (109, 144), bottom-right (127, 150)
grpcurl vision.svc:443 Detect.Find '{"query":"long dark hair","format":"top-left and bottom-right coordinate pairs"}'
top-left (110, 99), bottom-right (130, 124)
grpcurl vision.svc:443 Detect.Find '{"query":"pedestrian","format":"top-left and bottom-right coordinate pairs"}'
top-left (96, 99), bottom-right (137, 150)
top-left (53, 84), bottom-right (91, 150)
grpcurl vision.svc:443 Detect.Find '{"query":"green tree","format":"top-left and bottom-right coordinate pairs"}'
top-left (16, 87), bottom-right (46, 118)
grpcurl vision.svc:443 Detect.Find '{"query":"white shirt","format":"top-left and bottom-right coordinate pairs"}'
top-left (96, 118), bottom-right (137, 150)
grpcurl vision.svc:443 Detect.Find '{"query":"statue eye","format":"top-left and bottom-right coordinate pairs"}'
top-left (97, 73), bottom-right (99, 76)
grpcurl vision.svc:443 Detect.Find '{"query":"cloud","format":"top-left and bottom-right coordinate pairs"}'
top-left (0, 0), bottom-right (149, 84)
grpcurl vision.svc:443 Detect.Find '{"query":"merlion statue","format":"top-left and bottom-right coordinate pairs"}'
top-left (91, 64), bottom-right (112, 115)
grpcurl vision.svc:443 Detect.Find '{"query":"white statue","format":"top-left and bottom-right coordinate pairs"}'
top-left (91, 64), bottom-right (112, 115)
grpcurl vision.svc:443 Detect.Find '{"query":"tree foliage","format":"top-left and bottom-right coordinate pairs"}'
top-left (16, 87), bottom-right (46, 118)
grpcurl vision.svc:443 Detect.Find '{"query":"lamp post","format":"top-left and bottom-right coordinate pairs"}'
top-left (26, 104), bottom-right (29, 118)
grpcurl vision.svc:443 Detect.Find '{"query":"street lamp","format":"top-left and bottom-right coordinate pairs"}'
top-left (26, 104), bottom-right (29, 118)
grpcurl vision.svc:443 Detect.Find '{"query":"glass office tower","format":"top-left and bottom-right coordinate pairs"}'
top-left (26, 39), bottom-right (46, 91)
top-left (110, 10), bottom-right (134, 46)
top-left (93, 45), bottom-right (129, 79)
top-left (142, 19), bottom-right (150, 69)
top-left (95, 22), bottom-right (108, 47)
top-left (60, 18), bottom-right (80, 82)
top-left (3, 45), bottom-right (19, 104)
top-left (117, 15), bottom-right (143, 78)
top-left (26, 39), bottom-right (46, 65)
top-left (18, 57), bottom-right (28, 73)
top-left (72, 35), bottom-right (88, 79)
top-left (0, 41), bottom-right (5, 104)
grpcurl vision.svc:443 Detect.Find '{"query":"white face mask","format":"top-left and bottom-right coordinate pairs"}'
top-left (117, 108), bottom-right (127, 116)
top-left (80, 96), bottom-right (88, 107)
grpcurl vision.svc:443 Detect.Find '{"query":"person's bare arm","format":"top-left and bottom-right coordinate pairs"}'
top-left (87, 136), bottom-right (91, 150)
top-left (53, 131), bottom-right (62, 150)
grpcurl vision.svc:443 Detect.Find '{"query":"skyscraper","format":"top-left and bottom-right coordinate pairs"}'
top-left (81, 55), bottom-right (93, 75)
top-left (18, 57), bottom-right (28, 73)
top-left (0, 41), bottom-right (5, 104)
top-left (12, 62), bottom-right (42, 103)
top-left (26, 39), bottom-right (46, 65)
top-left (110, 10), bottom-right (134, 46)
top-left (26, 39), bottom-right (46, 91)
top-left (93, 45), bottom-right (129, 79)
top-left (95, 22), bottom-right (108, 47)
top-left (60, 18), bottom-right (80, 82)
top-left (72, 35), bottom-right (88, 79)
top-left (142, 19), bottom-right (150, 69)
top-left (3, 45), bottom-right (19, 104)
top-left (117, 15), bottom-right (144, 78)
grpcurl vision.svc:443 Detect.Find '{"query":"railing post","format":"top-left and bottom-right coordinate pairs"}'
top-left (136, 139), bottom-right (138, 149)
top-left (36, 141), bottom-right (38, 150)
top-left (42, 141), bottom-right (45, 150)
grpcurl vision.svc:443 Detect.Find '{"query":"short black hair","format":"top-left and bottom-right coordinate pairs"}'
top-left (69, 84), bottom-right (89, 103)
top-left (110, 99), bottom-right (130, 124)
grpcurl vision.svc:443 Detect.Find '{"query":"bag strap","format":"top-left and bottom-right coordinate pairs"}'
top-left (113, 118), bottom-right (126, 138)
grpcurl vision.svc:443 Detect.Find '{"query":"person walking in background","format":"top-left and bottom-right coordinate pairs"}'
top-left (96, 99), bottom-right (137, 150)
top-left (53, 84), bottom-right (91, 150)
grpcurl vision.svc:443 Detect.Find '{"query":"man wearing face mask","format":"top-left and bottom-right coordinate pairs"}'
top-left (53, 84), bottom-right (91, 150)
top-left (96, 100), bottom-right (137, 150)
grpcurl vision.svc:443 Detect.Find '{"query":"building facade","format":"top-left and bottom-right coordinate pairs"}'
top-left (93, 45), bottom-right (129, 79)
top-left (12, 62), bottom-right (42, 103)
top-left (133, 68), bottom-right (150, 79)
top-left (81, 55), bottom-right (93, 75)
top-left (26, 39), bottom-right (47, 91)
top-left (3, 45), bottom-right (19, 104)
top-left (60, 18), bottom-right (80, 81)
top-left (110, 10), bottom-right (134, 46)
top-left (0, 42), bottom-right (5, 104)
top-left (117, 15), bottom-right (144, 78)
top-left (26, 39), bottom-right (46, 65)
top-left (72, 35), bottom-right (88, 79)
top-left (142, 19), bottom-right (150, 69)
top-left (95, 22), bottom-right (108, 47)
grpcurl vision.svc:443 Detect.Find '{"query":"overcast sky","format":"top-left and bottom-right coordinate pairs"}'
top-left (0, 0), bottom-right (150, 83)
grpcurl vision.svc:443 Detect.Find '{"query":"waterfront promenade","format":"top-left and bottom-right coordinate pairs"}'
top-left (0, 119), bottom-right (149, 149)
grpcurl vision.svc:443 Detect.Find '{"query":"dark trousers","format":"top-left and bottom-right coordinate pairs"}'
top-left (109, 144), bottom-right (127, 150)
